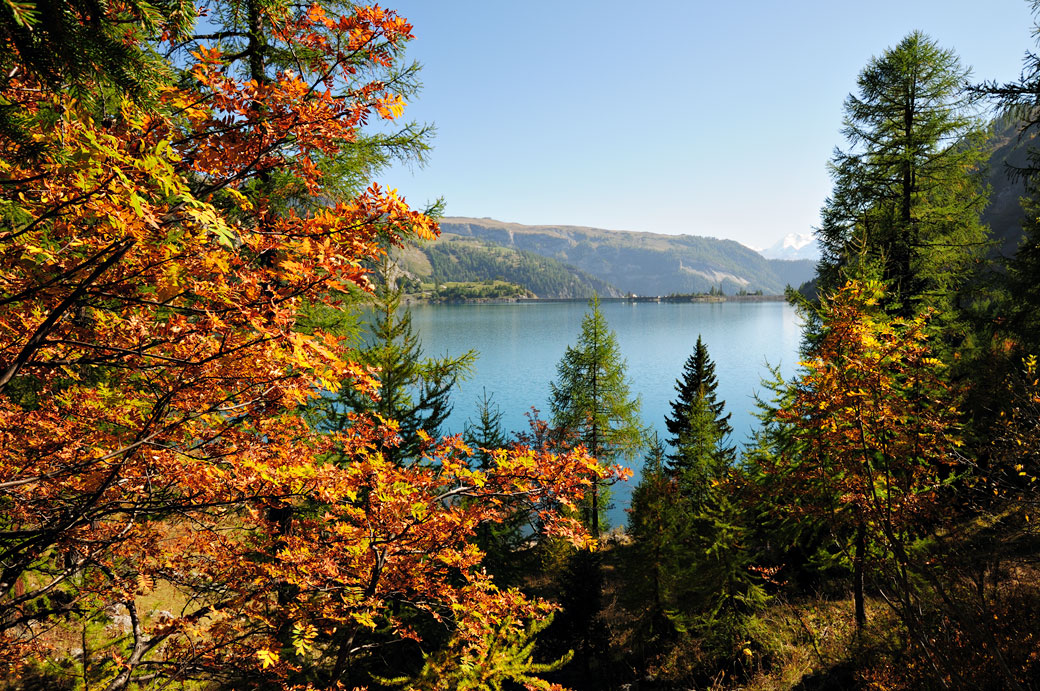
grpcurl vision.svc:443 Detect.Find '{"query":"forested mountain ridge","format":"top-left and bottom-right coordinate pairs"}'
top-left (435, 217), bottom-right (817, 296)
top-left (394, 235), bottom-right (624, 298)
top-left (421, 117), bottom-right (1040, 302)
top-left (981, 116), bottom-right (1037, 256)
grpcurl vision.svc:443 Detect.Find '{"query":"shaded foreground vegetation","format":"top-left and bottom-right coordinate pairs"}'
top-left (3, 2), bottom-right (1040, 691)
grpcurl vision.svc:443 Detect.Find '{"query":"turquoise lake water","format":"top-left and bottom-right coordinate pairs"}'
top-left (402, 300), bottom-right (804, 527)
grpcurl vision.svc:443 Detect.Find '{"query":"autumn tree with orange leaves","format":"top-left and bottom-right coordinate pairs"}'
top-left (0, 2), bottom-right (609, 689)
top-left (769, 281), bottom-right (960, 636)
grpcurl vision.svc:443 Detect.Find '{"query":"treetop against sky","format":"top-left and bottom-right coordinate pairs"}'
top-left (377, 0), bottom-right (1034, 249)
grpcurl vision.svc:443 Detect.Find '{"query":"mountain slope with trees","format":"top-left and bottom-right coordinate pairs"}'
top-left (395, 234), bottom-right (625, 298)
top-left (437, 217), bottom-right (817, 296)
top-left (980, 115), bottom-right (1037, 257)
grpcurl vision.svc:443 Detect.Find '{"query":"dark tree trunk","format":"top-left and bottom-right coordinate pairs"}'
top-left (854, 521), bottom-right (867, 629)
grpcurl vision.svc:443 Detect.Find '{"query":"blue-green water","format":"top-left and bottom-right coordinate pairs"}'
top-left (405, 300), bottom-right (804, 527)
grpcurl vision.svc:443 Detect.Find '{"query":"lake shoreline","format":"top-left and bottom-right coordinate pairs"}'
top-left (402, 294), bottom-right (790, 306)
top-left (409, 300), bottom-right (802, 526)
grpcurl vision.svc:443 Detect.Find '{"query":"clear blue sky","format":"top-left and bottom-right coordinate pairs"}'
top-left (377, 1), bottom-right (1037, 249)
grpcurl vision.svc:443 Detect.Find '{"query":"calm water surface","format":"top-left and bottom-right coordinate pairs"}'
top-left (405, 300), bottom-right (804, 526)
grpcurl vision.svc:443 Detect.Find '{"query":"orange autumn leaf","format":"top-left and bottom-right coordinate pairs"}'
top-left (0, 2), bottom-right (593, 689)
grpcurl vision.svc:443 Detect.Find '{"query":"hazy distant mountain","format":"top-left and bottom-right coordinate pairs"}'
top-left (758, 233), bottom-right (821, 261)
top-left (434, 218), bottom-right (817, 296)
top-left (406, 120), bottom-right (1040, 301)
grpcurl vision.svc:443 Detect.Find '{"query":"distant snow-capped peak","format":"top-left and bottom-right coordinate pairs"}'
top-left (780, 233), bottom-right (813, 250)
top-left (758, 233), bottom-right (819, 261)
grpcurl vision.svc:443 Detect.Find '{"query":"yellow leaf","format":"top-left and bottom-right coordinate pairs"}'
top-left (226, 187), bottom-right (254, 211)
top-left (257, 648), bottom-right (279, 668)
top-left (292, 622), bottom-right (318, 656)
top-left (353, 611), bottom-right (377, 629)
top-left (136, 573), bottom-right (154, 594)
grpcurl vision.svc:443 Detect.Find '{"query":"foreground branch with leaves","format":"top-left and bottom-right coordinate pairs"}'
top-left (0, 2), bottom-right (613, 688)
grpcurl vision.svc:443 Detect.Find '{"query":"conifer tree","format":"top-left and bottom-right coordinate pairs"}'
top-left (676, 480), bottom-right (768, 658)
top-left (626, 435), bottom-right (674, 627)
top-left (549, 296), bottom-right (642, 537)
top-left (672, 395), bottom-right (728, 503)
top-left (0, 0), bottom-right (196, 157)
top-left (463, 389), bottom-right (527, 585)
top-left (317, 258), bottom-right (474, 465)
top-left (630, 385), bottom-right (766, 670)
top-left (815, 31), bottom-right (988, 319)
top-left (545, 297), bottom-right (641, 684)
top-left (464, 388), bottom-right (507, 470)
top-left (665, 336), bottom-right (734, 470)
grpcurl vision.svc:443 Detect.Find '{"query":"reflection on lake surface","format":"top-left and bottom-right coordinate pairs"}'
top-left (402, 300), bottom-right (803, 527)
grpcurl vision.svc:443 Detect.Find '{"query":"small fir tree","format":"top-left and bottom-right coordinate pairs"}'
top-left (464, 390), bottom-right (527, 585)
top-left (665, 336), bottom-right (734, 471)
top-left (626, 435), bottom-right (675, 629)
top-left (464, 388), bottom-right (507, 470)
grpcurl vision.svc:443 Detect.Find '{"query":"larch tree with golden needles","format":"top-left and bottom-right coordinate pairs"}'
top-left (0, 2), bottom-right (609, 689)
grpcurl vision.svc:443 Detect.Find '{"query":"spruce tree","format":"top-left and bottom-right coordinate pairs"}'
top-left (549, 296), bottom-right (642, 538)
top-left (663, 396), bottom-right (768, 664)
top-left (464, 388), bottom-right (507, 470)
top-left (664, 336), bottom-right (733, 471)
top-left (628, 377), bottom-right (766, 671)
top-left (677, 481), bottom-right (768, 658)
top-left (672, 395), bottom-right (727, 502)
